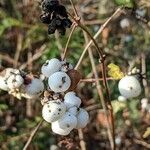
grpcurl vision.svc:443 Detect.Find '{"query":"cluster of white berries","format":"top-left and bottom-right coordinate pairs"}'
top-left (0, 58), bottom-right (89, 136)
top-left (0, 68), bottom-right (44, 99)
top-left (118, 68), bottom-right (142, 99)
top-left (42, 91), bottom-right (89, 135)
top-left (41, 58), bottom-right (89, 135)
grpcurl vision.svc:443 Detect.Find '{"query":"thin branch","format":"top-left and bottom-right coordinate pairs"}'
top-left (19, 44), bottom-right (46, 70)
top-left (75, 7), bottom-right (122, 70)
top-left (69, 0), bottom-right (78, 18)
top-left (23, 119), bottom-right (44, 150)
top-left (0, 54), bottom-right (21, 66)
top-left (14, 33), bottom-right (23, 68)
top-left (80, 77), bottom-right (115, 83)
top-left (83, 31), bottom-right (115, 149)
top-left (68, 12), bottom-right (104, 61)
top-left (78, 129), bottom-right (86, 150)
top-left (62, 23), bottom-right (76, 60)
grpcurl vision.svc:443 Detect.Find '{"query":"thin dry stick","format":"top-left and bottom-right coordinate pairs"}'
top-left (80, 77), bottom-right (114, 82)
top-left (78, 129), bottom-right (86, 150)
top-left (68, 12), bottom-right (103, 59)
top-left (69, 1), bottom-right (117, 149)
top-left (0, 54), bottom-right (21, 66)
top-left (62, 23), bottom-right (76, 60)
top-left (83, 31), bottom-right (115, 149)
top-left (19, 44), bottom-right (46, 70)
top-left (75, 7), bottom-right (122, 70)
top-left (69, 0), bottom-right (78, 18)
top-left (14, 33), bottom-right (23, 68)
top-left (23, 119), bottom-right (44, 150)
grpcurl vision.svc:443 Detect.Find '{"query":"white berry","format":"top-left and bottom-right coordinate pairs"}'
top-left (120, 18), bottom-right (130, 29)
top-left (76, 108), bottom-right (89, 129)
top-left (6, 74), bottom-right (24, 89)
top-left (25, 78), bottom-right (44, 96)
top-left (56, 112), bottom-right (77, 131)
top-left (51, 121), bottom-right (70, 136)
top-left (48, 72), bottom-right (71, 93)
top-left (118, 76), bottom-right (141, 98)
top-left (41, 58), bottom-right (61, 77)
top-left (0, 76), bottom-right (9, 91)
top-left (64, 91), bottom-right (81, 109)
top-left (42, 100), bottom-right (66, 123)
top-left (68, 106), bottom-right (79, 116)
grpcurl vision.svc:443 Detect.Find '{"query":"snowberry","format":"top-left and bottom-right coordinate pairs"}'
top-left (0, 76), bottom-right (9, 91)
top-left (42, 100), bottom-right (66, 123)
top-left (48, 71), bottom-right (71, 93)
top-left (6, 74), bottom-right (24, 89)
top-left (64, 91), bottom-right (81, 109)
top-left (51, 121), bottom-right (71, 136)
top-left (41, 58), bottom-right (61, 77)
top-left (118, 76), bottom-right (141, 98)
top-left (68, 106), bottom-right (79, 116)
top-left (76, 108), bottom-right (89, 129)
top-left (56, 112), bottom-right (77, 131)
top-left (60, 61), bottom-right (73, 72)
top-left (120, 18), bottom-right (130, 29)
top-left (25, 78), bottom-right (44, 96)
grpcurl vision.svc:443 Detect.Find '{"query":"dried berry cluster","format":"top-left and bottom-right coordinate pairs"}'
top-left (40, 0), bottom-right (72, 35)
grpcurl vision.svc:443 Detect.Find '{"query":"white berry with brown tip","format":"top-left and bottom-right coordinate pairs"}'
top-left (118, 75), bottom-right (141, 98)
top-left (51, 121), bottom-right (71, 136)
top-left (42, 100), bottom-right (66, 123)
top-left (76, 108), bottom-right (89, 129)
top-left (64, 91), bottom-right (81, 109)
top-left (41, 58), bottom-right (61, 77)
top-left (48, 72), bottom-right (71, 93)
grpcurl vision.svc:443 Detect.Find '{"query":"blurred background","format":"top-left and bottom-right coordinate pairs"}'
top-left (0, 0), bottom-right (150, 149)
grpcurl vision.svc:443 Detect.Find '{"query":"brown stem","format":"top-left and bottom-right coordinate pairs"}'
top-left (62, 23), bottom-right (76, 60)
top-left (74, 7), bottom-right (122, 70)
top-left (23, 119), bottom-right (44, 150)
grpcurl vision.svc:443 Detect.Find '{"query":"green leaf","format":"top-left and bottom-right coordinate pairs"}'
top-left (114, 0), bottom-right (135, 8)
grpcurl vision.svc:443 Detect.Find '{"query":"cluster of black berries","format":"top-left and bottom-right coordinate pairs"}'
top-left (40, 0), bottom-right (72, 35)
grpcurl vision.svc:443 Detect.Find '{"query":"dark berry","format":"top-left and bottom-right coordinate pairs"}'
top-left (54, 5), bottom-right (68, 18)
top-left (57, 27), bottom-right (66, 36)
top-left (42, 0), bottom-right (59, 12)
top-left (48, 24), bottom-right (56, 34)
top-left (55, 18), bottom-right (62, 26)
top-left (50, 18), bottom-right (57, 27)
top-left (62, 19), bottom-right (72, 28)
top-left (40, 13), bottom-right (51, 24)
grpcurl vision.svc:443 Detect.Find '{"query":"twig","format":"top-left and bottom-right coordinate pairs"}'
top-left (19, 44), bottom-right (46, 70)
top-left (75, 7), bottom-right (122, 70)
top-left (134, 139), bottom-right (150, 148)
top-left (0, 54), bottom-right (21, 66)
top-left (80, 77), bottom-right (114, 82)
top-left (23, 119), bottom-right (44, 150)
top-left (14, 33), bottom-right (23, 68)
top-left (62, 23), bottom-right (76, 60)
top-left (69, 0), bottom-right (78, 18)
top-left (78, 129), bottom-right (86, 150)
top-left (83, 31), bottom-right (115, 149)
